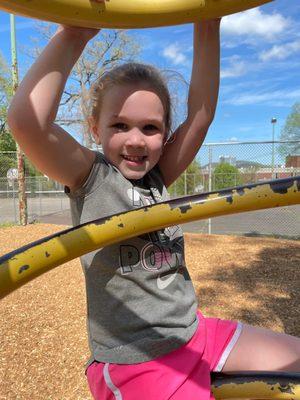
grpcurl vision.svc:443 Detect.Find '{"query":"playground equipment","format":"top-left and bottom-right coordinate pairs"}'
top-left (1, 176), bottom-right (299, 299)
top-left (0, 0), bottom-right (273, 29)
top-left (212, 371), bottom-right (300, 399)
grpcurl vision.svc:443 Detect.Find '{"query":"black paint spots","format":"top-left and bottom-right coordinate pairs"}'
top-left (217, 189), bottom-right (233, 198)
top-left (179, 205), bottom-right (192, 214)
top-left (215, 189), bottom-right (235, 204)
top-left (19, 265), bottom-right (30, 274)
top-left (226, 196), bottom-right (233, 204)
top-left (270, 180), bottom-right (294, 194)
top-left (237, 188), bottom-right (245, 196)
top-left (94, 216), bottom-right (112, 226)
top-left (278, 384), bottom-right (294, 394)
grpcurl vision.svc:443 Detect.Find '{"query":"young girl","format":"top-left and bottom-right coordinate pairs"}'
top-left (7, 20), bottom-right (300, 400)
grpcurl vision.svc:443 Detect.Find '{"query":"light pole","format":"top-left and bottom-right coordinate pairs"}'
top-left (271, 117), bottom-right (277, 179)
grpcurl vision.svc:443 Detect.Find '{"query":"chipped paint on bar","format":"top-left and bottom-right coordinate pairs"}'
top-left (0, 176), bottom-right (299, 299)
top-left (211, 371), bottom-right (300, 399)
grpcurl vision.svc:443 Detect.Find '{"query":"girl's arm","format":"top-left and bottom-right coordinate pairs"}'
top-left (158, 19), bottom-right (221, 188)
top-left (7, 26), bottom-right (99, 190)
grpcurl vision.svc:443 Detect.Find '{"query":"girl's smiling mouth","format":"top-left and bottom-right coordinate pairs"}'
top-left (122, 155), bottom-right (147, 165)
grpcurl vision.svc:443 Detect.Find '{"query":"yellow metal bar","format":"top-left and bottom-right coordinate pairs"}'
top-left (0, 0), bottom-right (273, 29)
top-left (212, 371), bottom-right (300, 399)
top-left (0, 176), bottom-right (299, 299)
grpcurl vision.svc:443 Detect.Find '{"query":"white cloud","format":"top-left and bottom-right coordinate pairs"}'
top-left (222, 8), bottom-right (289, 40)
top-left (224, 88), bottom-right (300, 106)
top-left (162, 43), bottom-right (188, 66)
top-left (221, 61), bottom-right (247, 78)
top-left (221, 55), bottom-right (247, 78)
top-left (259, 40), bottom-right (300, 61)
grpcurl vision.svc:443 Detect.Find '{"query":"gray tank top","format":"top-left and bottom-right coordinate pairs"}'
top-left (65, 151), bottom-right (198, 364)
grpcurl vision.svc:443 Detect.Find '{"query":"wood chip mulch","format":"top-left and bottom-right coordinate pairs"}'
top-left (0, 224), bottom-right (299, 399)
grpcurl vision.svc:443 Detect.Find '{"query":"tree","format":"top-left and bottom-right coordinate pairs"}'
top-left (0, 53), bottom-right (13, 140)
top-left (0, 131), bottom-right (16, 152)
top-left (278, 102), bottom-right (300, 159)
top-left (0, 53), bottom-right (42, 177)
top-left (213, 162), bottom-right (242, 190)
top-left (0, 53), bottom-right (16, 177)
top-left (26, 23), bottom-right (140, 147)
top-left (169, 160), bottom-right (202, 196)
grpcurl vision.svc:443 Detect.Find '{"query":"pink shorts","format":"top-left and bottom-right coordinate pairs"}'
top-left (86, 312), bottom-right (243, 400)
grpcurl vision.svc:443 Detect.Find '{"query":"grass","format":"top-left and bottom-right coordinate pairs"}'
top-left (0, 222), bottom-right (17, 228)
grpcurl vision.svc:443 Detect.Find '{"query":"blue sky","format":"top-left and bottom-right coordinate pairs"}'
top-left (0, 0), bottom-right (299, 146)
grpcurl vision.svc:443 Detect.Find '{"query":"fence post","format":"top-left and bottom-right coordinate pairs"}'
top-left (12, 178), bottom-right (17, 223)
top-left (208, 145), bottom-right (212, 235)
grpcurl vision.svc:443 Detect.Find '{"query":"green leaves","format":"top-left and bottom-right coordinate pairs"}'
top-left (213, 162), bottom-right (242, 190)
top-left (278, 102), bottom-right (300, 158)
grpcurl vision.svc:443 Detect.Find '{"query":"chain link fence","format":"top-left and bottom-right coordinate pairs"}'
top-left (170, 141), bottom-right (300, 238)
top-left (0, 151), bottom-right (69, 225)
top-left (1, 141), bottom-right (299, 238)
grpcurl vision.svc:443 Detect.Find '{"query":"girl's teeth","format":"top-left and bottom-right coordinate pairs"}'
top-left (124, 156), bottom-right (144, 161)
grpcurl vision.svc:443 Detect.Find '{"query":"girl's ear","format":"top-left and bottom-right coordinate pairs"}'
top-left (88, 116), bottom-right (101, 145)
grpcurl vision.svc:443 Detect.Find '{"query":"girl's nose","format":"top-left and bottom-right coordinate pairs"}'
top-left (126, 128), bottom-right (146, 147)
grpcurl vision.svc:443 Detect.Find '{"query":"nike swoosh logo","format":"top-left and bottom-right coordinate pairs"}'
top-left (157, 269), bottom-right (178, 290)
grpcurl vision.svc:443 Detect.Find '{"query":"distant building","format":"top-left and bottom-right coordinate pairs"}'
top-left (200, 157), bottom-right (300, 185)
top-left (219, 155), bottom-right (236, 166)
top-left (286, 155), bottom-right (300, 168)
top-left (253, 167), bottom-right (299, 181)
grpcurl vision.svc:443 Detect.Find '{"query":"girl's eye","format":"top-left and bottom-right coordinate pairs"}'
top-left (144, 124), bottom-right (159, 131)
top-left (112, 123), bottom-right (128, 131)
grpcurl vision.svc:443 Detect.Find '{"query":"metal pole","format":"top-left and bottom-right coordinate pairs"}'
top-left (10, 14), bottom-right (28, 225)
top-left (208, 145), bottom-right (212, 234)
top-left (12, 179), bottom-right (17, 223)
top-left (271, 117), bottom-right (277, 179)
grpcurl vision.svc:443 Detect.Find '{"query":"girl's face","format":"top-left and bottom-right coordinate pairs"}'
top-left (91, 84), bottom-right (166, 180)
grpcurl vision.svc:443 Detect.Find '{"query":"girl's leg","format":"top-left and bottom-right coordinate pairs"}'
top-left (222, 324), bottom-right (300, 372)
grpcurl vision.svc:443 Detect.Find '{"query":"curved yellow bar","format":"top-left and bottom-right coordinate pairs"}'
top-left (212, 372), bottom-right (300, 399)
top-left (0, 0), bottom-right (273, 29)
top-left (0, 176), bottom-right (299, 299)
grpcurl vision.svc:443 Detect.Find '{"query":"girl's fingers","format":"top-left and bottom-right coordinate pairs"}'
top-left (55, 24), bottom-right (100, 41)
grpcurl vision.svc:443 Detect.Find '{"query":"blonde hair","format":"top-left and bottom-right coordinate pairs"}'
top-left (90, 62), bottom-right (172, 137)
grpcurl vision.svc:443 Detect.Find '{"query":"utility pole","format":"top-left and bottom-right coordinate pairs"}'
top-left (208, 145), bottom-right (212, 235)
top-left (271, 117), bottom-right (277, 179)
top-left (10, 14), bottom-right (28, 225)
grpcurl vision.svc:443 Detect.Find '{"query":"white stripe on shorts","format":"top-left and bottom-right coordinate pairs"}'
top-left (103, 363), bottom-right (123, 400)
top-left (214, 321), bottom-right (243, 372)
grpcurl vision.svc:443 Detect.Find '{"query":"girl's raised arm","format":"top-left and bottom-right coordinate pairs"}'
top-left (7, 26), bottom-right (99, 191)
top-left (159, 20), bottom-right (221, 187)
